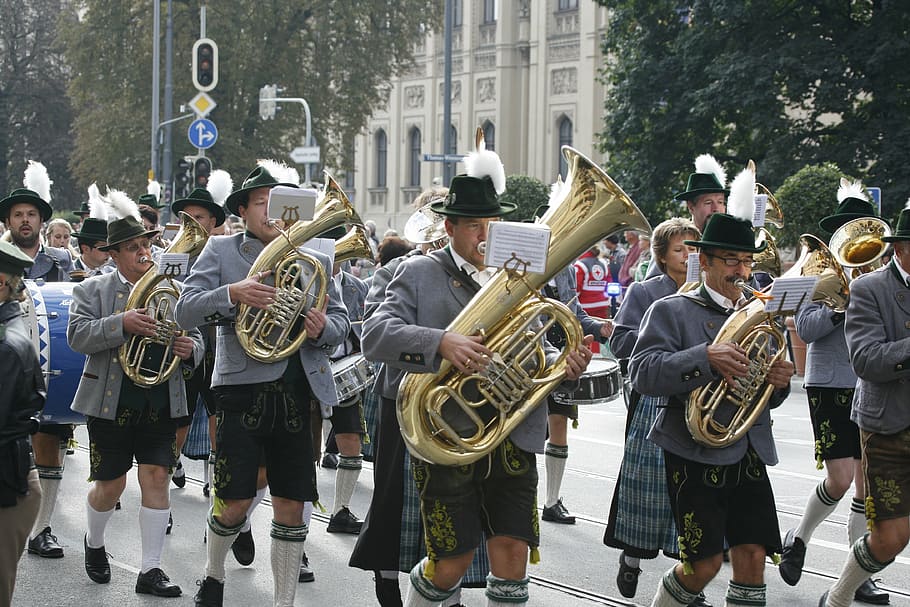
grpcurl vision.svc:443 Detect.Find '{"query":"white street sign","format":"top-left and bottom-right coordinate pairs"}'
top-left (290, 146), bottom-right (320, 164)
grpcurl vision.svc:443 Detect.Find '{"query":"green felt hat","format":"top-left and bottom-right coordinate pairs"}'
top-left (674, 173), bottom-right (729, 202)
top-left (171, 188), bottom-right (226, 227)
top-left (0, 240), bottom-right (34, 276)
top-left (429, 175), bottom-right (516, 218)
top-left (882, 209), bottom-right (910, 242)
top-left (98, 216), bottom-right (160, 251)
top-left (0, 188), bottom-right (53, 223)
top-left (683, 213), bottom-right (766, 253)
top-left (71, 218), bottom-right (109, 244)
top-left (819, 197), bottom-right (878, 233)
top-left (225, 166), bottom-right (297, 216)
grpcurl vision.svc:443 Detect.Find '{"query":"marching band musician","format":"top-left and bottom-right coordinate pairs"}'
top-left (175, 163), bottom-right (349, 607)
top-left (817, 203), bottom-right (910, 606)
top-left (0, 162), bottom-right (74, 561)
top-left (361, 147), bottom-right (593, 607)
top-left (781, 182), bottom-right (889, 604)
top-left (604, 218), bottom-right (708, 606)
top-left (67, 192), bottom-right (204, 597)
top-left (0, 241), bottom-right (45, 606)
top-left (631, 168), bottom-right (794, 607)
top-left (71, 184), bottom-right (112, 278)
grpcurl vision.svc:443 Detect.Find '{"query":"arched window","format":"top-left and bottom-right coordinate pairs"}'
top-left (453, 0), bottom-right (463, 27)
top-left (375, 128), bottom-right (387, 188)
top-left (482, 121), bottom-right (495, 151)
top-left (557, 116), bottom-right (573, 179)
top-left (409, 127), bottom-right (422, 187)
top-left (483, 0), bottom-right (497, 23)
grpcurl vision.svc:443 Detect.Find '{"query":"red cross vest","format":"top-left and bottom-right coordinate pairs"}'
top-left (573, 251), bottom-right (611, 318)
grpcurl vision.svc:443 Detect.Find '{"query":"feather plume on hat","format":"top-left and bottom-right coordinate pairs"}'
top-left (207, 170), bottom-right (234, 206)
top-left (23, 161), bottom-right (52, 202)
top-left (726, 163), bottom-right (756, 223)
top-left (837, 178), bottom-right (868, 203)
top-left (464, 129), bottom-right (506, 195)
top-left (105, 188), bottom-right (140, 221)
top-left (256, 159), bottom-right (297, 185)
top-left (547, 177), bottom-right (570, 210)
top-left (87, 183), bottom-right (108, 221)
top-left (146, 179), bottom-right (161, 200)
top-left (694, 154), bottom-right (726, 188)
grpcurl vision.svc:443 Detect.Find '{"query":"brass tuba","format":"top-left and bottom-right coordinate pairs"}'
top-left (397, 147), bottom-right (651, 465)
top-left (236, 174), bottom-right (361, 363)
top-left (829, 216), bottom-right (892, 280)
top-left (685, 233), bottom-right (849, 447)
top-left (334, 224), bottom-right (374, 266)
top-left (120, 212), bottom-right (209, 386)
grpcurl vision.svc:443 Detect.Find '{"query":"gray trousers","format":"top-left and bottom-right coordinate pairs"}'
top-left (0, 469), bottom-right (41, 607)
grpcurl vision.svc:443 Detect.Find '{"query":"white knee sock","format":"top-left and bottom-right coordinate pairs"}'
top-left (32, 467), bottom-right (63, 536)
top-left (651, 567), bottom-right (696, 607)
top-left (205, 510), bottom-right (243, 582)
top-left (303, 501), bottom-right (314, 527)
top-left (405, 558), bottom-right (458, 607)
top-left (139, 506), bottom-right (171, 573)
top-left (486, 573), bottom-right (529, 606)
top-left (333, 455), bottom-right (362, 513)
top-left (544, 442), bottom-right (568, 508)
top-left (847, 497), bottom-right (866, 545)
top-left (827, 535), bottom-right (892, 607)
top-left (442, 586), bottom-right (463, 606)
top-left (724, 580), bottom-right (765, 606)
top-left (241, 487), bottom-right (267, 533)
top-left (795, 479), bottom-right (839, 543)
top-left (270, 521), bottom-right (308, 607)
top-left (86, 498), bottom-right (116, 549)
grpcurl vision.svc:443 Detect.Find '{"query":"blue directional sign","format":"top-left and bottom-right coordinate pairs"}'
top-left (188, 118), bottom-right (218, 150)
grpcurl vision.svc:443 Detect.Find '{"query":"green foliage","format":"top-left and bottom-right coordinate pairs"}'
top-left (499, 174), bottom-right (550, 222)
top-left (775, 163), bottom-right (857, 249)
top-left (595, 0), bottom-right (910, 224)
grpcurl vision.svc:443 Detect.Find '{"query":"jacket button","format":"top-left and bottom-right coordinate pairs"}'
top-left (113, 357), bottom-right (118, 363)
top-left (320, 366), bottom-right (326, 373)
top-left (694, 370), bottom-right (701, 377)
top-left (707, 322), bottom-right (715, 329)
top-left (106, 390), bottom-right (112, 396)
top-left (102, 407), bottom-right (109, 413)
top-left (117, 293), bottom-right (123, 299)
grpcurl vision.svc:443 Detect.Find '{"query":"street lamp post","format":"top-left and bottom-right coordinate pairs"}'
top-left (259, 88), bottom-right (314, 185)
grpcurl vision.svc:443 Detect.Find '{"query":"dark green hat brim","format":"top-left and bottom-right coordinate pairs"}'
top-left (172, 188), bottom-right (226, 227)
top-left (819, 198), bottom-right (879, 233)
top-left (225, 166), bottom-right (297, 216)
top-left (429, 174), bottom-right (516, 217)
top-left (676, 187), bottom-right (730, 202)
top-left (98, 216), bottom-right (161, 251)
top-left (72, 218), bottom-right (109, 243)
top-left (0, 240), bottom-right (34, 275)
top-left (683, 213), bottom-right (766, 253)
top-left (882, 209), bottom-right (910, 242)
top-left (683, 238), bottom-right (768, 253)
top-left (0, 189), bottom-right (53, 222)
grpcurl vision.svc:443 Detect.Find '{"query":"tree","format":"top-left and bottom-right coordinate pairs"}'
top-left (499, 174), bottom-right (550, 223)
top-left (595, 0), bottom-right (910, 224)
top-left (57, 1), bottom-right (440, 206)
top-left (0, 0), bottom-right (76, 207)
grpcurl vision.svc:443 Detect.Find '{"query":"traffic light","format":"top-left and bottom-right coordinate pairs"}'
top-left (259, 84), bottom-right (278, 120)
top-left (192, 38), bottom-right (218, 92)
top-left (175, 158), bottom-right (193, 198)
top-left (194, 157), bottom-right (212, 188)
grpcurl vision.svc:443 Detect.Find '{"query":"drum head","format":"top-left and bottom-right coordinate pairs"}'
top-left (552, 357), bottom-right (621, 406)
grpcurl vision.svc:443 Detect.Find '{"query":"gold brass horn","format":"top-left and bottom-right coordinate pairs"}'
top-left (752, 227), bottom-right (782, 278)
top-left (397, 146), bottom-right (651, 465)
top-left (756, 182), bottom-right (784, 229)
top-left (236, 173), bottom-right (361, 363)
top-left (334, 224), bottom-right (374, 266)
top-left (120, 212), bottom-right (209, 386)
top-left (829, 216), bottom-right (892, 279)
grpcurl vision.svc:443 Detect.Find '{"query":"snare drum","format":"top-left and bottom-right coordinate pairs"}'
top-left (22, 280), bottom-right (86, 424)
top-left (552, 357), bottom-right (622, 406)
top-left (331, 354), bottom-right (375, 403)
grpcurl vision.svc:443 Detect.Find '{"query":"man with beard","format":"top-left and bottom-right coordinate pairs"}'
top-left (0, 161), bottom-right (74, 561)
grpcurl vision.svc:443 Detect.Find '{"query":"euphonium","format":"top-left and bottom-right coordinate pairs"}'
top-left (120, 212), bottom-right (209, 387)
top-left (397, 147), bottom-right (651, 466)
top-left (829, 216), bottom-right (892, 279)
top-left (236, 174), bottom-right (361, 363)
top-left (685, 233), bottom-right (849, 447)
top-left (334, 224), bottom-right (373, 266)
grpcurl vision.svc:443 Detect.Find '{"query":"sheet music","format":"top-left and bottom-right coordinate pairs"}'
top-left (764, 276), bottom-right (819, 313)
top-left (268, 186), bottom-right (317, 224)
top-left (484, 221), bottom-right (550, 274)
top-left (753, 194), bottom-right (768, 227)
top-left (157, 253), bottom-right (190, 278)
top-left (686, 252), bottom-right (702, 283)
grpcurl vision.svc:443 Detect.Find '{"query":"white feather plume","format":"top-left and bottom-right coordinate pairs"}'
top-left (146, 179), bottom-right (161, 200)
top-left (464, 136), bottom-right (506, 195)
top-left (87, 183), bottom-right (107, 221)
top-left (836, 179), bottom-right (868, 203)
top-left (206, 170), bottom-right (234, 206)
top-left (284, 167), bottom-right (301, 186)
top-left (904, 197), bottom-right (910, 211)
top-left (23, 160), bottom-right (52, 202)
top-left (726, 166), bottom-right (756, 223)
top-left (257, 159), bottom-right (293, 184)
top-left (694, 154), bottom-right (726, 188)
top-left (105, 188), bottom-right (140, 221)
top-left (546, 178), bottom-right (570, 214)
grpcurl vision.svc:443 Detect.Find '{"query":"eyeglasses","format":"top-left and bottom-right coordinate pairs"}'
top-left (705, 253), bottom-right (755, 268)
top-left (120, 240), bottom-right (152, 254)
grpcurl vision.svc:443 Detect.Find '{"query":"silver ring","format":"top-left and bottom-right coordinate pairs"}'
top-left (257, 271), bottom-right (263, 280)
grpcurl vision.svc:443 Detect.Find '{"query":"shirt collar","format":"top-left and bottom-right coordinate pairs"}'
top-left (892, 259), bottom-right (910, 287)
top-left (117, 270), bottom-right (134, 289)
top-left (703, 281), bottom-right (745, 311)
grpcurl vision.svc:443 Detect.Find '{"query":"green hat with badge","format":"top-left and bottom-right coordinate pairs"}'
top-left (225, 161), bottom-right (298, 216)
top-left (683, 165), bottom-right (764, 253)
top-left (819, 179), bottom-right (880, 234)
top-left (674, 153), bottom-right (729, 202)
top-left (0, 161), bottom-right (54, 223)
top-left (0, 240), bottom-right (34, 276)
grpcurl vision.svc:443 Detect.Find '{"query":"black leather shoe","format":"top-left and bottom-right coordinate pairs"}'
top-left (855, 578), bottom-right (890, 605)
top-left (84, 535), bottom-right (111, 584)
top-left (327, 507), bottom-right (363, 534)
top-left (298, 551), bottom-right (315, 583)
top-left (231, 529), bottom-right (255, 566)
top-left (818, 590), bottom-right (829, 607)
top-left (136, 568), bottom-right (182, 597)
top-left (779, 528), bottom-right (806, 586)
top-left (202, 483), bottom-right (210, 498)
top-left (689, 592), bottom-right (713, 607)
top-left (166, 512), bottom-right (173, 535)
top-left (374, 573), bottom-right (402, 606)
top-left (195, 576), bottom-right (224, 607)
top-left (171, 461), bottom-right (186, 488)
top-left (28, 527), bottom-right (64, 558)
top-left (541, 498), bottom-right (576, 524)
top-left (322, 452), bottom-right (339, 469)
top-left (616, 552), bottom-right (641, 598)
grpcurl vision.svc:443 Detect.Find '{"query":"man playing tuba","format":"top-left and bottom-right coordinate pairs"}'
top-left (175, 162), bottom-right (349, 607)
top-left (361, 149), bottom-right (592, 606)
top-left (629, 185), bottom-right (794, 607)
top-left (67, 194), bottom-right (204, 597)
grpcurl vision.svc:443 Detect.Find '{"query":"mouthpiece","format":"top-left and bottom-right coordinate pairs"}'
top-left (734, 279), bottom-right (773, 303)
top-left (138, 256), bottom-right (151, 264)
top-left (477, 242), bottom-right (486, 255)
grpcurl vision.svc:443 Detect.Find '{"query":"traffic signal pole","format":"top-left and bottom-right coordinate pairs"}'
top-left (259, 92), bottom-right (313, 185)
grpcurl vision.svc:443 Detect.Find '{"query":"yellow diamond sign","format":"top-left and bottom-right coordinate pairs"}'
top-left (189, 92), bottom-right (216, 118)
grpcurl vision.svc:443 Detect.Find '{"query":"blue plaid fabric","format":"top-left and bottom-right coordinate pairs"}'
top-left (361, 364), bottom-right (382, 461)
top-left (613, 394), bottom-right (679, 554)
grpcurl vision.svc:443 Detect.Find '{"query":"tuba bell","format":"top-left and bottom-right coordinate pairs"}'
top-left (829, 216), bottom-right (892, 280)
top-left (397, 146), bottom-right (651, 465)
top-left (235, 173), bottom-right (361, 363)
top-left (120, 212), bottom-right (209, 386)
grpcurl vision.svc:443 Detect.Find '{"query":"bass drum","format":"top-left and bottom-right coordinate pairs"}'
top-left (552, 357), bottom-right (622, 406)
top-left (22, 280), bottom-right (85, 424)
